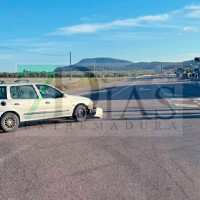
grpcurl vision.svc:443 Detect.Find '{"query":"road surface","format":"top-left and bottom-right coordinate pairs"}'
top-left (1, 77), bottom-right (200, 200)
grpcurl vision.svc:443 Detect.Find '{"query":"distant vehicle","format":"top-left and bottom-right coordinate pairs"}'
top-left (175, 68), bottom-right (184, 77)
top-left (178, 73), bottom-right (189, 80)
top-left (0, 81), bottom-right (103, 132)
top-left (195, 57), bottom-right (200, 62)
top-left (187, 72), bottom-right (199, 79)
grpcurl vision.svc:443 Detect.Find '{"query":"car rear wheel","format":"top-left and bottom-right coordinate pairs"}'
top-left (73, 105), bottom-right (87, 122)
top-left (1, 112), bottom-right (19, 132)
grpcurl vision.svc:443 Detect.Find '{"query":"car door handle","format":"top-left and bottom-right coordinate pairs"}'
top-left (14, 103), bottom-right (20, 106)
top-left (45, 102), bottom-right (50, 104)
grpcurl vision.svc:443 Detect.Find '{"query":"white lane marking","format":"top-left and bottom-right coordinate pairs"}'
top-left (153, 80), bottom-right (176, 109)
top-left (97, 89), bottom-right (109, 93)
top-left (98, 81), bottom-right (137, 105)
top-left (109, 82), bottom-right (137, 99)
top-left (169, 98), bottom-right (191, 101)
top-left (80, 88), bottom-right (117, 95)
top-left (0, 145), bottom-right (29, 164)
top-left (79, 91), bottom-right (90, 95)
top-left (174, 104), bottom-right (199, 108)
top-left (193, 98), bottom-right (200, 104)
top-left (162, 91), bottom-right (182, 97)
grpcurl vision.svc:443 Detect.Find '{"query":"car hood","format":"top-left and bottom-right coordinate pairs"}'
top-left (68, 95), bottom-right (91, 102)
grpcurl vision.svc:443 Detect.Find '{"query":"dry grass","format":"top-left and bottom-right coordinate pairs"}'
top-left (1, 77), bottom-right (128, 91)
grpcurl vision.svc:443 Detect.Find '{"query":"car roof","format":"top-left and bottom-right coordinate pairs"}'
top-left (0, 82), bottom-right (45, 86)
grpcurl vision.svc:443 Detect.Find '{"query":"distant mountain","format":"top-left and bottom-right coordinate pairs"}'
top-left (124, 61), bottom-right (195, 70)
top-left (55, 58), bottom-right (133, 72)
top-left (55, 57), bottom-right (197, 72)
top-left (76, 58), bottom-right (133, 67)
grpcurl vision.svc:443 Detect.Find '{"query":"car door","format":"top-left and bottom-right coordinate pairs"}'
top-left (9, 85), bottom-right (45, 121)
top-left (35, 84), bottom-right (72, 119)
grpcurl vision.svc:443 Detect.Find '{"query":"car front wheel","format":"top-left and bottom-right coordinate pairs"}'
top-left (1, 112), bottom-right (20, 132)
top-left (73, 105), bottom-right (87, 122)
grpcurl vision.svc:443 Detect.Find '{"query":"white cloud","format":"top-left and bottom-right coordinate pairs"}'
top-left (53, 24), bottom-right (104, 35)
top-left (185, 4), bottom-right (200, 10)
top-left (111, 14), bottom-right (169, 26)
top-left (183, 26), bottom-right (198, 32)
top-left (136, 14), bottom-right (169, 22)
top-left (187, 10), bottom-right (200, 18)
top-left (184, 3), bottom-right (200, 18)
top-left (47, 14), bottom-right (169, 35)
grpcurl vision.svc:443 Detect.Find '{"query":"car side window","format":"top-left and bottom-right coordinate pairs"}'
top-left (10, 86), bottom-right (20, 99)
top-left (0, 86), bottom-right (7, 99)
top-left (10, 85), bottom-right (38, 99)
top-left (36, 85), bottom-right (63, 99)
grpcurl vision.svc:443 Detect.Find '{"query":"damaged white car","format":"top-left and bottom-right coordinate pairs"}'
top-left (0, 80), bottom-right (103, 132)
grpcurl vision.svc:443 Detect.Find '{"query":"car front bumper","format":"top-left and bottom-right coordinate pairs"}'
top-left (90, 107), bottom-right (103, 119)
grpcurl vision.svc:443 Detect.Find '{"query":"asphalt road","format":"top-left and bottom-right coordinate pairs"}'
top-left (1, 77), bottom-right (200, 200)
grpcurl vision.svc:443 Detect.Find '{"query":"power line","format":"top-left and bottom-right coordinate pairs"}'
top-left (0, 46), bottom-right (67, 57)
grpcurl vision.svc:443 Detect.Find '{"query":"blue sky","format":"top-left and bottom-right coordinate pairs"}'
top-left (0, 0), bottom-right (200, 72)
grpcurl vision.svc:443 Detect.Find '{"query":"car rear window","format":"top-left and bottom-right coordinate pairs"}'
top-left (0, 86), bottom-right (7, 99)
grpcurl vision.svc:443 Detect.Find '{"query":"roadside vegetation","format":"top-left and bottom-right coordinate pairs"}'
top-left (0, 77), bottom-right (128, 91)
top-left (0, 70), bottom-right (155, 78)
top-left (0, 70), bottom-right (156, 91)
top-left (0, 77), bottom-right (129, 91)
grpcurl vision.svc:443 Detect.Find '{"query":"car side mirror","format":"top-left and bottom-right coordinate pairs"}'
top-left (55, 93), bottom-right (65, 98)
top-left (61, 93), bottom-right (67, 98)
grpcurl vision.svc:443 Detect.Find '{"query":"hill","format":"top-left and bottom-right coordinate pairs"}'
top-left (55, 58), bottom-right (133, 72)
top-left (76, 58), bottom-right (132, 67)
top-left (55, 58), bottom-right (196, 72)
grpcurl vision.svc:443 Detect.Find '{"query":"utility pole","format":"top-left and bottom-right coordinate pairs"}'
top-left (93, 62), bottom-right (96, 78)
top-left (70, 52), bottom-right (72, 79)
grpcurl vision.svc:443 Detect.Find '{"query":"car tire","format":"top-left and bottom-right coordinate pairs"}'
top-left (73, 105), bottom-right (87, 122)
top-left (1, 112), bottom-right (19, 132)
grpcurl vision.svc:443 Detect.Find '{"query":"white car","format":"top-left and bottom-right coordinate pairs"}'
top-left (0, 80), bottom-right (103, 132)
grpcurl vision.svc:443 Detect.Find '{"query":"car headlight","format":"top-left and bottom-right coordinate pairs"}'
top-left (88, 100), bottom-right (93, 110)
